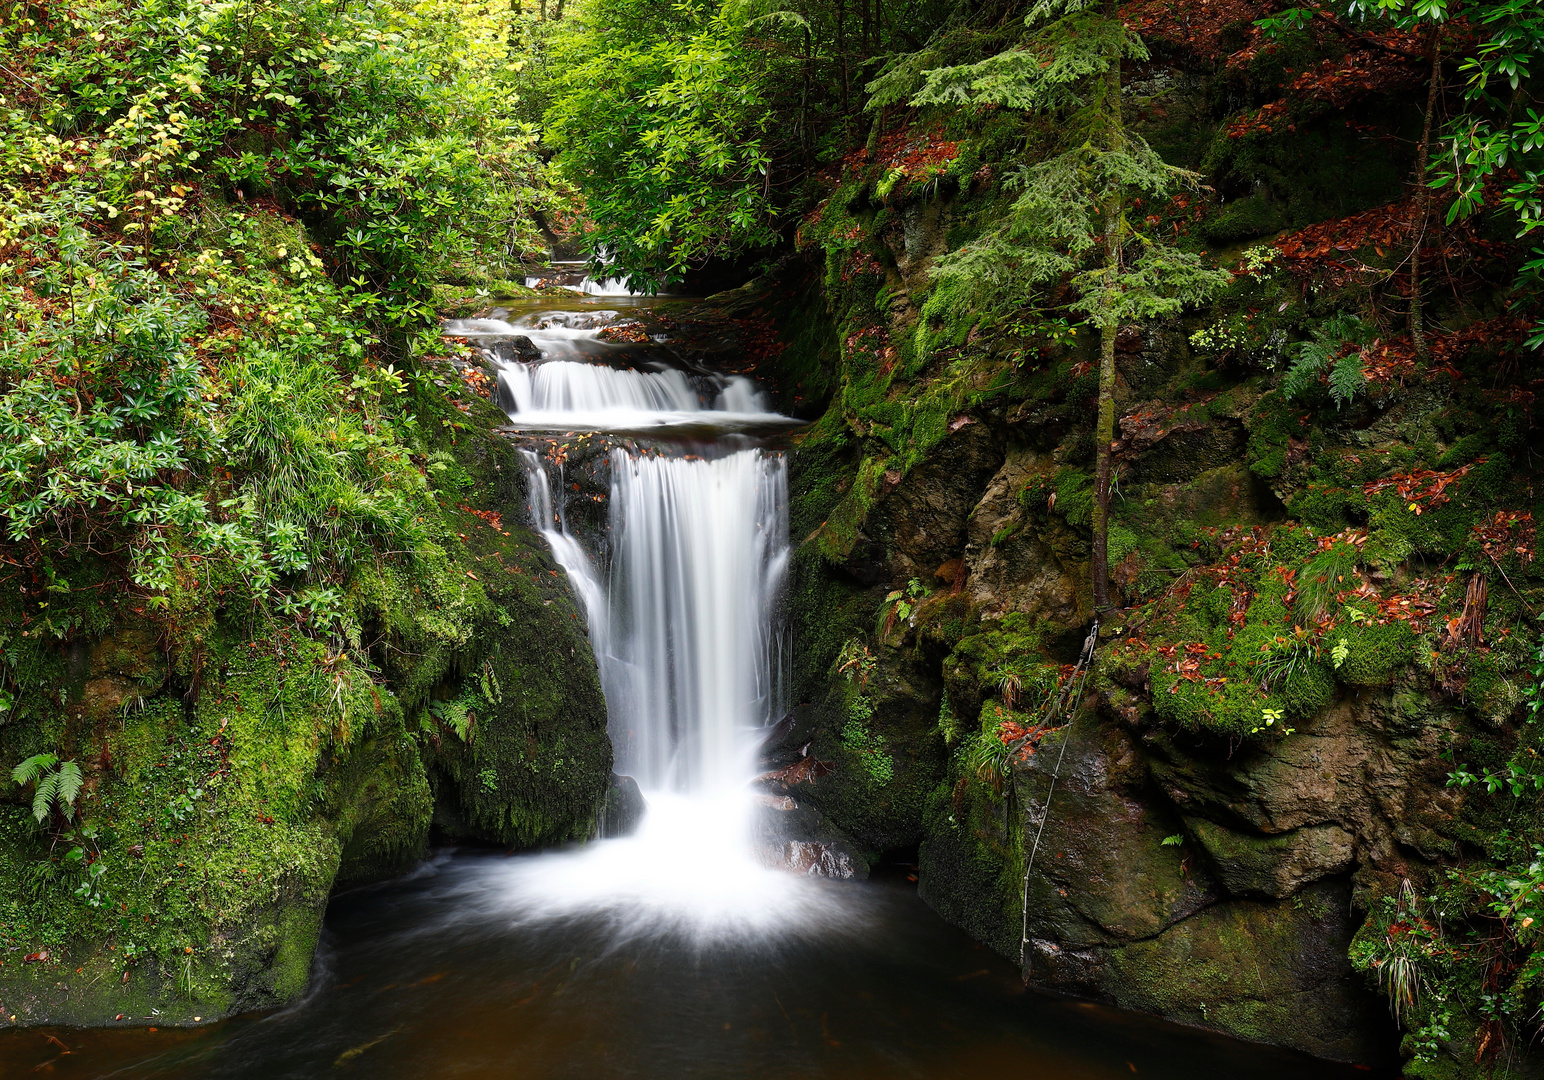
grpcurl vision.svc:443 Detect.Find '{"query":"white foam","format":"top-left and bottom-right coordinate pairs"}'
top-left (484, 791), bottom-right (852, 945)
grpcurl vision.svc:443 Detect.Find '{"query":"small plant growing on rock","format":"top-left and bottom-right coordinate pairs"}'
top-left (1295, 541), bottom-right (1361, 623)
top-left (1240, 245), bottom-right (1278, 275)
top-left (1331, 638), bottom-right (1351, 669)
top-left (1189, 322), bottom-right (1248, 355)
top-left (1249, 706), bottom-right (1292, 736)
top-left (1526, 633), bottom-right (1544, 723)
top-left (835, 639), bottom-right (877, 687)
top-left (878, 578), bottom-right (931, 638)
top-left (1352, 881), bottom-right (1434, 1027)
top-left (966, 730), bottom-right (1012, 795)
top-left (1281, 313), bottom-right (1371, 410)
top-left (12, 754), bottom-right (83, 827)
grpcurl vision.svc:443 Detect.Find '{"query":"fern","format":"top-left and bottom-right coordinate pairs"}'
top-left (10, 753), bottom-right (58, 786)
top-left (1282, 314), bottom-right (1369, 405)
top-left (428, 698), bottom-right (474, 742)
top-left (1281, 349), bottom-right (1330, 402)
top-left (12, 754), bottom-right (82, 823)
top-left (1329, 351), bottom-right (1366, 409)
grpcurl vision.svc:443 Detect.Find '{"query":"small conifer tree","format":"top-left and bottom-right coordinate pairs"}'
top-left (905, 0), bottom-right (1231, 611)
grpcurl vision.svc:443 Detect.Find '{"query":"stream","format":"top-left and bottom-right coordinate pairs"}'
top-left (0, 298), bottom-right (1379, 1080)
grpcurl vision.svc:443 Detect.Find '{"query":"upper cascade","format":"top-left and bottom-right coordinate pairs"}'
top-left (444, 309), bottom-right (791, 433)
top-left (502, 360), bottom-right (705, 417)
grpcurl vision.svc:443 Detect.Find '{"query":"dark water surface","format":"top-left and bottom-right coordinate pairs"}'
top-left (1, 850), bottom-right (1378, 1080)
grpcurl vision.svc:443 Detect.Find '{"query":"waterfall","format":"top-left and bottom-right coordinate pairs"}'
top-left (606, 449), bottom-right (788, 792)
top-left (518, 450), bottom-right (610, 662)
top-left (491, 307), bottom-right (828, 939)
top-left (498, 363), bottom-right (774, 431)
top-left (447, 310), bottom-right (786, 432)
top-left (495, 303), bottom-right (792, 794)
top-left (502, 361), bottom-right (702, 417)
top-left (519, 447), bottom-right (788, 795)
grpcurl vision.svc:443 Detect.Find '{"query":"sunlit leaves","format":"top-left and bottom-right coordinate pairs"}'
top-left (546, 6), bottom-right (777, 288)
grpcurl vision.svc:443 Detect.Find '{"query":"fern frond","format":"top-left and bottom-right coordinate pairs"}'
top-left (1282, 313), bottom-right (1369, 403)
top-left (33, 773), bottom-right (58, 823)
top-left (56, 761), bottom-right (83, 808)
top-left (1329, 352), bottom-right (1366, 409)
top-left (11, 753), bottom-right (56, 786)
top-left (1281, 349), bottom-right (1329, 402)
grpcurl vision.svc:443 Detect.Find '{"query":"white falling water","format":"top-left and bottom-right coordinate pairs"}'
top-left (606, 449), bottom-right (789, 791)
top-left (518, 449), bottom-right (610, 654)
top-left (498, 363), bottom-right (777, 432)
top-left (444, 311), bottom-right (790, 433)
top-left (519, 447), bottom-right (788, 792)
top-left (505, 361), bottom-right (701, 414)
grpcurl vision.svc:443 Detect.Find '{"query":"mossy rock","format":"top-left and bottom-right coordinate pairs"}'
top-left (918, 777), bottom-right (1024, 959)
top-left (1202, 194), bottom-right (1287, 243)
top-left (1084, 878), bottom-right (1396, 1065)
top-left (1184, 815), bottom-right (1354, 899)
top-left (425, 587), bottom-right (611, 847)
top-left (0, 390), bottom-right (615, 1025)
top-left (1333, 620), bottom-right (1416, 687)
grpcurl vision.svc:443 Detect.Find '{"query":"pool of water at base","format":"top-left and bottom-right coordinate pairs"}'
top-left (0, 849), bottom-right (1384, 1080)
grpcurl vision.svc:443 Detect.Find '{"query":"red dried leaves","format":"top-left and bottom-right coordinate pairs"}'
top-left (1363, 460), bottom-right (1484, 513)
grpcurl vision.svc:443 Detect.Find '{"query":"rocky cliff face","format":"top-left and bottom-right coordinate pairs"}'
top-left (716, 62), bottom-right (1541, 1070)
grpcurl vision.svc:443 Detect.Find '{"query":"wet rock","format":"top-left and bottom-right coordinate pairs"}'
top-left (1011, 718), bottom-right (1219, 947)
top-left (1184, 817), bottom-right (1355, 899)
top-left (758, 703), bottom-right (827, 769)
top-left (921, 708), bottom-right (1397, 1064)
top-left (858, 418), bottom-right (1005, 584)
top-left (64, 625), bottom-right (167, 726)
top-left (961, 446), bottom-right (1088, 629)
top-left (768, 840), bottom-right (862, 879)
top-left (599, 774), bottom-right (647, 839)
top-left (1025, 877), bottom-right (1396, 1066)
top-left (750, 789), bottom-right (868, 880)
top-left (1142, 692), bottom-right (1462, 888)
top-left (488, 334), bottom-right (542, 362)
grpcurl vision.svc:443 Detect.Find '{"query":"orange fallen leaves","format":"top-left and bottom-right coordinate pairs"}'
top-left (1363, 461), bottom-right (1484, 512)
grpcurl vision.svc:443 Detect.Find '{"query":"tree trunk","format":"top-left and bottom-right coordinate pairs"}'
top-left (838, 0), bottom-right (849, 113)
top-left (801, 27), bottom-right (812, 158)
top-left (1091, 224), bottom-right (1120, 616)
top-left (1091, 0), bottom-right (1125, 615)
top-left (1409, 27), bottom-right (1442, 362)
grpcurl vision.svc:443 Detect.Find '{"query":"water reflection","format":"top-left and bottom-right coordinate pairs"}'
top-left (0, 850), bottom-right (1379, 1080)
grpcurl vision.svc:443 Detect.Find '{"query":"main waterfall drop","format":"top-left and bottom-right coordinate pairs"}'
top-left (606, 449), bottom-right (788, 792)
top-left (522, 445), bottom-right (789, 792)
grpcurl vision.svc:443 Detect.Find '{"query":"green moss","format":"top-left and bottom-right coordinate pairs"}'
top-left (942, 617), bottom-right (1063, 725)
top-left (1333, 620), bottom-right (1417, 686)
top-left (918, 772), bottom-right (1026, 960)
top-left (840, 702), bottom-right (896, 788)
top-left (0, 400), bottom-right (612, 1024)
top-left (1202, 195), bottom-right (1287, 243)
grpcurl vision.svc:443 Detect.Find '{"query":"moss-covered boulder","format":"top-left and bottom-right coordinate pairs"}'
top-left (921, 707), bottom-right (1395, 1064)
top-left (0, 384), bottom-right (612, 1027)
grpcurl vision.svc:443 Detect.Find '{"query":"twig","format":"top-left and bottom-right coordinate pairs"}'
top-left (1487, 552), bottom-right (1539, 620)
